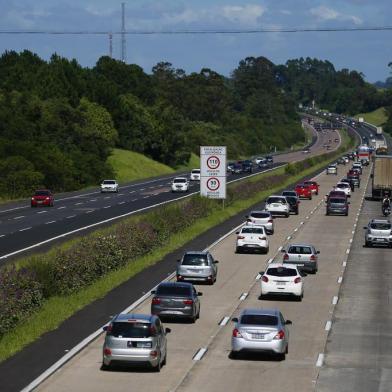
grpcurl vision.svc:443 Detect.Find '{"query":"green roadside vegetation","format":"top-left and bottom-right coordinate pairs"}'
top-left (355, 107), bottom-right (388, 126)
top-left (0, 131), bottom-right (354, 362)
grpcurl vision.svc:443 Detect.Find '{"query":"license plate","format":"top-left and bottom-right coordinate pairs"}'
top-left (37, 201), bottom-right (43, 204)
top-left (297, 264), bottom-right (304, 267)
top-left (162, 310), bottom-right (183, 315)
top-left (276, 282), bottom-right (286, 285)
top-left (188, 269), bottom-right (201, 273)
top-left (251, 333), bottom-right (265, 339)
top-left (273, 204), bottom-right (280, 207)
top-left (376, 238), bottom-right (386, 242)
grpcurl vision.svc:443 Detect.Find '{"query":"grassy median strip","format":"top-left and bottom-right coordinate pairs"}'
top-left (0, 136), bottom-right (353, 362)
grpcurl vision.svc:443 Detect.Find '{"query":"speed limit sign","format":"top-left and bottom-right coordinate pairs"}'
top-left (200, 146), bottom-right (226, 199)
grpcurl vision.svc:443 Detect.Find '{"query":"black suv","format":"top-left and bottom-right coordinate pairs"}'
top-left (282, 191), bottom-right (300, 215)
top-left (241, 160), bottom-right (253, 173)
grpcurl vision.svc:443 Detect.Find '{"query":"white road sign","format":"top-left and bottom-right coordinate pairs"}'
top-left (200, 146), bottom-right (226, 199)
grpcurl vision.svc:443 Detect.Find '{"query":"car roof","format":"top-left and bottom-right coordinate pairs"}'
top-left (173, 177), bottom-right (188, 180)
top-left (184, 250), bottom-right (208, 256)
top-left (240, 308), bottom-right (279, 317)
top-left (242, 224), bottom-right (265, 230)
top-left (250, 210), bottom-right (271, 214)
top-left (102, 179), bottom-right (116, 182)
top-left (114, 313), bottom-right (154, 322)
top-left (267, 195), bottom-right (286, 198)
top-left (157, 281), bottom-right (193, 289)
top-left (287, 243), bottom-right (314, 248)
top-left (267, 263), bottom-right (298, 270)
top-left (370, 219), bottom-right (391, 224)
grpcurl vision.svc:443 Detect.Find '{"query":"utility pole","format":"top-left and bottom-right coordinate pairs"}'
top-left (109, 32), bottom-right (113, 58)
top-left (121, 2), bottom-right (126, 62)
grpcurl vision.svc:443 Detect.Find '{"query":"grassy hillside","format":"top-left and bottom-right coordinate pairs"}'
top-left (176, 153), bottom-right (200, 171)
top-left (356, 107), bottom-right (387, 126)
top-left (107, 148), bottom-right (174, 183)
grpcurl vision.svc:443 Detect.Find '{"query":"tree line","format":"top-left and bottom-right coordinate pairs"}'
top-left (0, 51), bottom-right (388, 198)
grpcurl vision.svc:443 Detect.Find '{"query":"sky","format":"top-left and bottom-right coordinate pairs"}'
top-left (0, 0), bottom-right (391, 83)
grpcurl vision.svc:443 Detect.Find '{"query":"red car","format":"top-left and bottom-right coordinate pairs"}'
top-left (303, 180), bottom-right (319, 195)
top-left (31, 189), bottom-right (54, 207)
top-left (295, 184), bottom-right (312, 200)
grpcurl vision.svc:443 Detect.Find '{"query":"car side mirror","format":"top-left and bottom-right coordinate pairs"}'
top-left (151, 290), bottom-right (156, 294)
top-left (245, 215), bottom-right (249, 218)
top-left (165, 327), bottom-right (171, 334)
top-left (214, 260), bottom-right (219, 264)
top-left (231, 317), bottom-right (238, 322)
top-left (235, 232), bottom-right (239, 235)
top-left (259, 271), bottom-right (264, 275)
top-left (177, 259), bottom-right (181, 263)
top-left (285, 320), bottom-right (293, 325)
top-left (363, 226), bottom-right (367, 229)
top-left (197, 292), bottom-right (203, 296)
top-left (103, 326), bottom-right (108, 331)
top-left (348, 202), bottom-right (351, 204)
top-left (281, 249), bottom-right (286, 253)
top-left (317, 250), bottom-right (320, 254)
top-left (370, 174), bottom-right (373, 178)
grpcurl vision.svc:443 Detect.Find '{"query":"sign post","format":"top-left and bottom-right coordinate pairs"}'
top-left (200, 146), bottom-right (226, 200)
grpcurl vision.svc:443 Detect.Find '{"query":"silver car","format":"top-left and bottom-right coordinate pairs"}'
top-left (364, 219), bottom-right (392, 247)
top-left (176, 251), bottom-right (218, 284)
top-left (281, 243), bottom-right (319, 273)
top-left (102, 313), bottom-right (170, 372)
top-left (231, 308), bottom-right (292, 360)
top-left (151, 282), bottom-right (202, 322)
top-left (246, 210), bottom-right (274, 234)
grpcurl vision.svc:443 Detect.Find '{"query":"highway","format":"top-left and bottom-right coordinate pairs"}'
top-left (32, 141), bottom-right (371, 392)
top-left (316, 178), bottom-right (392, 391)
top-left (0, 125), bottom-right (337, 263)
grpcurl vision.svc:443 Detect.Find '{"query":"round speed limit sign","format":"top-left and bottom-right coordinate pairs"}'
top-left (206, 177), bottom-right (220, 191)
top-left (207, 155), bottom-right (220, 170)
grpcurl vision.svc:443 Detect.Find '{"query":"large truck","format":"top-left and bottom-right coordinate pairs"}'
top-left (371, 155), bottom-right (392, 199)
top-left (357, 144), bottom-right (371, 163)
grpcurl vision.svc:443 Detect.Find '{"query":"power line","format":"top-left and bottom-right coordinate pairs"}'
top-left (0, 26), bottom-right (392, 35)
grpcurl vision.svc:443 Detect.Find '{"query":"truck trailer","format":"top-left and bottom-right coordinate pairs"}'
top-left (371, 155), bottom-right (392, 199)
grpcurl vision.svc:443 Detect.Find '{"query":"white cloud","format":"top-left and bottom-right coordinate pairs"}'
top-left (222, 5), bottom-right (266, 26)
top-left (310, 5), bottom-right (362, 25)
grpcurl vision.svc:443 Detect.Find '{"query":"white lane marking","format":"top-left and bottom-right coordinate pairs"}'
top-left (300, 221), bottom-right (304, 225)
top-left (0, 234), bottom-right (5, 238)
top-left (37, 211), bottom-right (48, 214)
top-left (118, 201), bottom-right (125, 205)
top-left (219, 316), bottom-right (230, 326)
top-left (325, 321), bottom-right (332, 331)
top-left (129, 191), bottom-right (136, 194)
top-left (352, 231), bottom-right (355, 234)
top-left (342, 261), bottom-right (347, 267)
top-left (66, 215), bottom-right (76, 219)
top-left (294, 228), bottom-right (298, 232)
top-left (19, 227), bottom-right (32, 232)
top-left (346, 248), bottom-right (350, 254)
top-left (104, 197), bottom-right (110, 200)
top-left (85, 210), bottom-right (94, 214)
top-left (74, 202), bottom-right (83, 206)
top-left (131, 199), bottom-right (138, 202)
top-left (256, 273), bottom-right (262, 280)
top-left (89, 199), bottom-right (97, 202)
top-left (349, 239), bottom-right (353, 243)
top-left (57, 206), bottom-right (66, 209)
top-left (316, 353), bottom-right (325, 367)
top-left (14, 216), bottom-right (25, 220)
top-left (45, 221), bottom-right (56, 225)
top-left (306, 216), bottom-right (309, 219)
top-left (239, 293), bottom-right (248, 301)
top-left (143, 196), bottom-right (150, 199)
top-left (149, 186), bottom-right (155, 189)
top-left (267, 258), bottom-right (273, 264)
top-left (193, 348), bottom-right (208, 361)
top-left (103, 206), bottom-right (111, 209)
top-left (337, 276), bottom-right (343, 284)
top-left (286, 236), bottom-right (291, 240)
top-left (332, 296), bottom-right (339, 305)
top-left (140, 188), bottom-right (145, 191)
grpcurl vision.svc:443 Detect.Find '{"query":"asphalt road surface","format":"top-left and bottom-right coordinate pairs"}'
top-left (33, 153), bottom-right (371, 392)
top-left (0, 127), bottom-right (339, 263)
top-left (316, 173), bottom-right (392, 391)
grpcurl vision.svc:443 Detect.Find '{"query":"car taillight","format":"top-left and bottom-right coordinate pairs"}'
top-left (294, 277), bottom-right (301, 284)
top-left (237, 235), bottom-right (245, 239)
top-left (232, 328), bottom-right (242, 338)
top-left (45, 197), bottom-right (50, 200)
top-left (268, 219), bottom-right (273, 223)
top-left (273, 330), bottom-right (285, 340)
top-left (283, 253), bottom-right (289, 261)
top-left (150, 350), bottom-right (158, 358)
top-left (262, 276), bottom-right (269, 282)
top-left (259, 237), bottom-right (266, 240)
top-left (183, 299), bottom-right (193, 305)
top-left (103, 347), bottom-right (112, 355)
top-left (310, 255), bottom-right (316, 261)
top-left (152, 297), bottom-right (161, 305)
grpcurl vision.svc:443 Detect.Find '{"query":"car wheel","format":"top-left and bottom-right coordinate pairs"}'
top-left (101, 362), bottom-right (110, 371)
top-left (235, 247), bottom-right (240, 254)
top-left (230, 351), bottom-right (239, 360)
top-left (190, 314), bottom-right (197, 323)
top-left (295, 210), bottom-right (299, 215)
top-left (316, 192), bottom-right (319, 195)
top-left (297, 295), bottom-right (302, 302)
top-left (264, 247), bottom-right (269, 254)
top-left (309, 196), bottom-right (312, 200)
top-left (345, 212), bottom-right (348, 216)
top-left (326, 211), bottom-right (329, 216)
top-left (278, 352), bottom-right (286, 361)
top-left (162, 351), bottom-right (167, 366)
top-left (153, 354), bottom-right (162, 372)
top-left (285, 345), bottom-right (289, 354)
top-left (285, 213), bottom-right (289, 218)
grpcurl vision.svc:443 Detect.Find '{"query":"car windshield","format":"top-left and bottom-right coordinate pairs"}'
top-left (288, 246), bottom-right (312, 254)
top-left (109, 322), bottom-right (152, 338)
top-left (34, 191), bottom-right (50, 196)
top-left (285, 197), bottom-right (297, 204)
top-left (240, 315), bottom-right (278, 326)
top-left (102, 180), bottom-right (116, 185)
top-left (191, 170), bottom-right (200, 173)
top-left (336, 183), bottom-right (348, 188)
top-left (156, 285), bottom-right (191, 296)
top-left (241, 227), bottom-right (264, 234)
top-left (282, 191), bottom-right (296, 196)
top-left (267, 267), bottom-right (297, 277)
top-left (250, 212), bottom-right (269, 219)
top-left (304, 182), bottom-right (315, 186)
top-left (329, 198), bottom-right (346, 204)
top-left (267, 197), bottom-right (285, 204)
top-left (370, 223), bottom-right (391, 230)
top-left (182, 254), bottom-right (208, 266)
top-left (173, 179), bottom-right (187, 183)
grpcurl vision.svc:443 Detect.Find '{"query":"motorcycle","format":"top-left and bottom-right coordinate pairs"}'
top-left (382, 205), bottom-right (391, 217)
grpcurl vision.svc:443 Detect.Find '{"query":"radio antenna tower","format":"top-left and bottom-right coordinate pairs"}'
top-left (109, 32), bottom-right (113, 58)
top-left (121, 2), bottom-right (126, 62)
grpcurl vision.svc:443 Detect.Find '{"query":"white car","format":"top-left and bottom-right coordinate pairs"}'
top-left (254, 157), bottom-right (265, 165)
top-left (101, 180), bottom-right (119, 193)
top-left (235, 225), bottom-right (269, 254)
top-left (260, 263), bottom-right (304, 301)
top-left (171, 177), bottom-right (189, 192)
top-left (245, 210), bottom-right (274, 234)
top-left (190, 169), bottom-right (201, 181)
top-left (326, 165), bottom-right (337, 175)
top-left (334, 182), bottom-right (351, 197)
top-left (265, 195), bottom-right (290, 218)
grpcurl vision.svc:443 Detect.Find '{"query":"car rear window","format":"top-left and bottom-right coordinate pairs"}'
top-left (250, 212), bottom-right (269, 219)
top-left (102, 180), bottom-right (116, 184)
top-left (336, 183), bottom-right (348, 188)
top-left (182, 254), bottom-right (208, 266)
top-left (370, 223), bottom-right (391, 230)
top-left (329, 198), bottom-right (346, 204)
top-left (266, 267), bottom-right (297, 277)
top-left (156, 285), bottom-right (191, 296)
top-left (109, 322), bottom-right (152, 338)
top-left (240, 315), bottom-right (278, 326)
top-left (191, 169), bottom-right (200, 173)
top-left (173, 178), bottom-right (187, 183)
top-left (267, 197), bottom-right (285, 204)
top-left (241, 227), bottom-right (264, 234)
top-left (288, 246), bottom-right (312, 254)
top-left (34, 191), bottom-right (50, 196)
top-left (285, 196), bottom-right (297, 204)
top-left (282, 191), bottom-right (297, 197)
